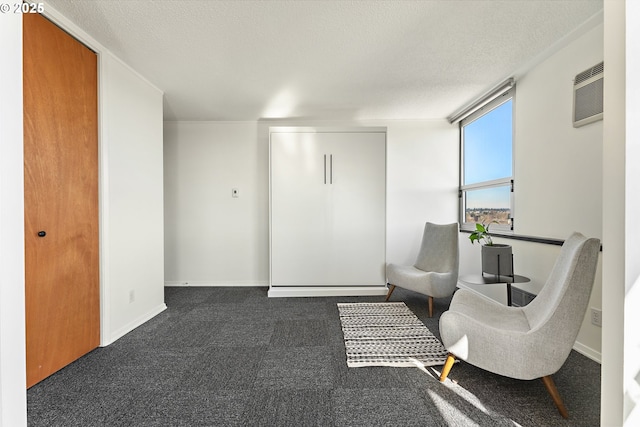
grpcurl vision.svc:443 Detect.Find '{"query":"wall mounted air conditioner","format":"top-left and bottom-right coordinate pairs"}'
top-left (573, 62), bottom-right (604, 127)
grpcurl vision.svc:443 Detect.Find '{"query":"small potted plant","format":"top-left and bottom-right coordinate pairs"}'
top-left (469, 222), bottom-right (513, 277)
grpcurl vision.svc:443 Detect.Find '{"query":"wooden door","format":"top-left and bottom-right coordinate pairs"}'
top-left (23, 13), bottom-right (99, 388)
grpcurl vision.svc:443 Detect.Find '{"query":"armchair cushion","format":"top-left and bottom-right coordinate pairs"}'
top-left (387, 264), bottom-right (458, 299)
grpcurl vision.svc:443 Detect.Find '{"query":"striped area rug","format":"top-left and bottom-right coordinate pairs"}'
top-left (337, 302), bottom-right (449, 368)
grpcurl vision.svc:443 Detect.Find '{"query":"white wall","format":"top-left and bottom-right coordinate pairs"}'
top-left (100, 52), bottom-right (166, 345)
top-left (164, 122), bottom-right (269, 285)
top-left (384, 121), bottom-right (459, 263)
top-left (458, 22), bottom-right (604, 360)
top-left (602, 0), bottom-right (627, 425)
top-left (514, 24), bottom-right (603, 240)
top-left (623, 1), bottom-right (640, 423)
top-left (163, 120), bottom-right (458, 285)
top-left (0, 12), bottom-right (27, 427)
top-left (626, 1), bottom-right (640, 298)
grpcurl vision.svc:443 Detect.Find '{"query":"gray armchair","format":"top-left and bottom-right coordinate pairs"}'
top-left (439, 232), bottom-right (600, 418)
top-left (386, 222), bottom-right (459, 317)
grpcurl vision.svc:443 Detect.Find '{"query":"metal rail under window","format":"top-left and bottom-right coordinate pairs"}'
top-left (459, 230), bottom-right (603, 251)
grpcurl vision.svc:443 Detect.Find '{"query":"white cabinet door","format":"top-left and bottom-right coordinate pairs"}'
top-left (270, 129), bottom-right (386, 287)
top-left (270, 131), bottom-right (332, 285)
top-left (323, 132), bottom-right (386, 285)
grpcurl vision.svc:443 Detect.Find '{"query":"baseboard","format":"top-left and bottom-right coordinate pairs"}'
top-left (268, 286), bottom-right (388, 298)
top-left (101, 303), bottom-right (167, 346)
top-left (165, 281), bottom-right (269, 287)
top-left (573, 341), bottom-right (602, 364)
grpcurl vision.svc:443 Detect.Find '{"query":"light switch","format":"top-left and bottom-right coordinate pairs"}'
top-left (232, 188), bottom-right (239, 198)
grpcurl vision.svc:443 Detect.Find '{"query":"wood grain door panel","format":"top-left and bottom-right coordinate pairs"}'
top-left (23, 13), bottom-right (99, 388)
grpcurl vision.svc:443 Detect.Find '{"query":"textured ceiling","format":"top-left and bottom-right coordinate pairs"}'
top-left (45, 0), bottom-right (603, 121)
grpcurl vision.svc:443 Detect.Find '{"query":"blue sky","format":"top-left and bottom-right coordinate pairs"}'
top-left (463, 99), bottom-right (513, 210)
top-left (463, 99), bottom-right (513, 185)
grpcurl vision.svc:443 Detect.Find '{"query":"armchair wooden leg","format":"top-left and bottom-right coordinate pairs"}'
top-left (541, 375), bottom-right (569, 419)
top-left (428, 296), bottom-right (434, 317)
top-left (439, 353), bottom-right (456, 382)
top-left (385, 284), bottom-right (396, 301)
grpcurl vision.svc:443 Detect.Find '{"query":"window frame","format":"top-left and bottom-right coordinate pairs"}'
top-left (459, 87), bottom-right (515, 233)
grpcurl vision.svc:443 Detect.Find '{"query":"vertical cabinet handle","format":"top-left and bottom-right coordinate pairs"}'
top-left (324, 155), bottom-right (327, 184)
top-left (330, 154), bottom-right (333, 184)
top-left (323, 154), bottom-right (334, 184)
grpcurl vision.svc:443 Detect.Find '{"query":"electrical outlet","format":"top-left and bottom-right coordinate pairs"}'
top-left (232, 188), bottom-right (239, 198)
top-left (591, 308), bottom-right (602, 327)
top-left (129, 290), bottom-right (135, 304)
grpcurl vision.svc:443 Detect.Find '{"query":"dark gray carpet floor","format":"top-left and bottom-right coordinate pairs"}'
top-left (27, 287), bottom-right (601, 426)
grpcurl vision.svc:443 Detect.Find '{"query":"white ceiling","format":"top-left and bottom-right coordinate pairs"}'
top-left (45, 0), bottom-right (603, 121)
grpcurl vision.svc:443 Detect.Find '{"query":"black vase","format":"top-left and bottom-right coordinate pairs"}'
top-left (481, 244), bottom-right (513, 276)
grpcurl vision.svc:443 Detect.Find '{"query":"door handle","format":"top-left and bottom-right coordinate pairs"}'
top-left (37, 231), bottom-right (46, 237)
top-left (324, 155), bottom-right (327, 184)
top-left (330, 154), bottom-right (333, 184)
top-left (323, 154), bottom-right (334, 184)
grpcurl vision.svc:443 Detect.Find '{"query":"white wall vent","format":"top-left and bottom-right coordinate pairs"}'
top-left (573, 62), bottom-right (604, 127)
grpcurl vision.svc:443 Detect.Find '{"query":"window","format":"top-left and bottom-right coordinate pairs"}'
top-left (459, 87), bottom-right (515, 232)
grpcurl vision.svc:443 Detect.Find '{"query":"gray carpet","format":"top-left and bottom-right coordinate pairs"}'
top-left (27, 286), bottom-right (601, 426)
